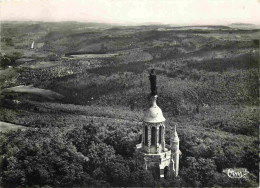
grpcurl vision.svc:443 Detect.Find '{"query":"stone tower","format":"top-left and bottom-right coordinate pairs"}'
top-left (135, 70), bottom-right (180, 179)
top-left (171, 125), bottom-right (180, 177)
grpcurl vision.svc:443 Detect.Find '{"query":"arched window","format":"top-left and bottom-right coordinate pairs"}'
top-left (164, 166), bottom-right (169, 179)
top-left (145, 126), bottom-right (148, 146)
top-left (151, 127), bottom-right (156, 145)
top-left (159, 126), bottom-right (162, 144)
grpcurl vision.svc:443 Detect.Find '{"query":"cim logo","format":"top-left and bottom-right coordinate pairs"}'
top-left (223, 168), bottom-right (249, 179)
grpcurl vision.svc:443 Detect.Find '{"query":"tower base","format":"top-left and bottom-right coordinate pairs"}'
top-left (135, 144), bottom-right (175, 179)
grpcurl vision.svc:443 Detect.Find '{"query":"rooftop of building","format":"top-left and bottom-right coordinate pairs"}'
top-left (143, 95), bottom-right (165, 123)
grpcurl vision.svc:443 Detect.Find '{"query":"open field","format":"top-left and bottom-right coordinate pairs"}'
top-left (1, 85), bottom-right (64, 100)
top-left (19, 61), bottom-right (61, 69)
top-left (0, 22), bottom-right (259, 187)
top-left (0, 121), bottom-right (26, 132)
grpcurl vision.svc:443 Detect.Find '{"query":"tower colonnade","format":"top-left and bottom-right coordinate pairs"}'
top-left (142, 122), bottom-right (165, 154)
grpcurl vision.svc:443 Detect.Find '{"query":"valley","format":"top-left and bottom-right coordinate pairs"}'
top-left (0, 22), bottom-right (259, 187)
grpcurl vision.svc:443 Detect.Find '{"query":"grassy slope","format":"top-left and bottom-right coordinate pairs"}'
top-left (1, 22), bottom-right (258, 133)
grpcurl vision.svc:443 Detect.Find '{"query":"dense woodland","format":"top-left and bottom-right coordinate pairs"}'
top-left (0, 22), bottom-right (259, 187)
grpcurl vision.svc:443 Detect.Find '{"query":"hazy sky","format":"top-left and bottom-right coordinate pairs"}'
top-left (1, 0), bottom-right (260, 25)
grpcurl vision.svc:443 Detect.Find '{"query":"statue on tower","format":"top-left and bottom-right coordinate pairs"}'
top-left (149, 69), bottom-right (157, 96)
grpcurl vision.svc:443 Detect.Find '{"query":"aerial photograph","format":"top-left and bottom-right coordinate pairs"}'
top-left (0, 0), bottom-right (259, 187)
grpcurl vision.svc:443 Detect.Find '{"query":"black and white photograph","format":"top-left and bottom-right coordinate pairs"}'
top-left (0, 0), bottom-right (259, 187)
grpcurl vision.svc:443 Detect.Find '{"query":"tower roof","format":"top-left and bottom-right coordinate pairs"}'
top-left (143, 95), bottom-right (165, 123)
top-left (172, 125), bottom-right (179, 142)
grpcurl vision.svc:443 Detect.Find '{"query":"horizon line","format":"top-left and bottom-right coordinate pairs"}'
top-left (1, 20), bottom-right (258, 27)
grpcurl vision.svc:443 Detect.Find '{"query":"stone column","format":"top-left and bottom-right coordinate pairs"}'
top-left (156, 125), bottom-right (160, 153)
top-left (148, 126), bottom-right (151, 153)
top-left (162, 124), bottom-right (165, 151)
top-left (170, 159), bottom-right (175, 176)
top-left (142, 125), bottom-right (145, 145)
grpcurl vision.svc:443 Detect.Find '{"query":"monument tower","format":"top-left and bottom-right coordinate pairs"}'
top-left (135, 69), bottom-right (180, 179)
